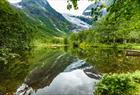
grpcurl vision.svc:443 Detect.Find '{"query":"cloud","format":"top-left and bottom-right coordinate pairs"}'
top-left (8, 0), bottom-right (22, 3)
top-left (48, 0), bottom-right (93, 15)
top-left (8, 0), bottom-right (93, 15)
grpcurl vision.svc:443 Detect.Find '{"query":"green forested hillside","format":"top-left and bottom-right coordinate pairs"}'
top-left (0, 0), bottom-right (32, 55)
top-left (0, 0), bottom-right (32, 93)
top-left (68, 0), bottom-right (140, 95)
top-left (69, 0), bottom-right (140, 47)
top-left (19, 0), bottom-right (73, 36)
top-left (0, 0), bottom-right (67, 59)
top-left (0, 0), bottom-right (65, 93)
top-left (95, 0), bottom-right (140, 43)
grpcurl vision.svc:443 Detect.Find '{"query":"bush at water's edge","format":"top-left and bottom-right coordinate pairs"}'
top-left (95, 71), bottom-right (140, 95)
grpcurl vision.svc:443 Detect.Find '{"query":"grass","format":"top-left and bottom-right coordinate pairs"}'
top-left (79, 43), bottom-right (140, 50)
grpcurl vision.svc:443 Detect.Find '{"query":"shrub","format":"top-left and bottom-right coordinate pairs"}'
top-left (95, 71), bottom-right (140, 95)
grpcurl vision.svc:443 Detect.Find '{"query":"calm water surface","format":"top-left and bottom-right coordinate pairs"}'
top-left (1, 47), bottom-right (140, 95)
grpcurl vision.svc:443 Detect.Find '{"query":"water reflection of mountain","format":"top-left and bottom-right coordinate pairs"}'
top-left (24, 47), bottom-right (140, 90)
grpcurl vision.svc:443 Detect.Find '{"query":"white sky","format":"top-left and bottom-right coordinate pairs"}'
top-left (47, 0), bottom-right (93, 15)
top-left (8, 0), bottom-right (93, 15)
top-left (8, 0), bottom-right (22, 3)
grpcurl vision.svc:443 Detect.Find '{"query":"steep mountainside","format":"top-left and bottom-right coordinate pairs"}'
top-left (0, 1), bottom-right (35, 93)
top-left (0, 0), bottom-right (32, 55)
top-left (13, 0), bottom-right (74, 35)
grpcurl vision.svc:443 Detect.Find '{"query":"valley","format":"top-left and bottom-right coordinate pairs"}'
top-left (0, 0), bottom-right (140, 95)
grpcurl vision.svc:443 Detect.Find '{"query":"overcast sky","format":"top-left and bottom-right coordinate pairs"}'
top-left (48, 0), bottom-right (93, 15)
top-left (8, 0), bottom-right (93, 15)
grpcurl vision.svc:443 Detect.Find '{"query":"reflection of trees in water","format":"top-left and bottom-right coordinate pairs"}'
top-left (2, 47), bottom-right (140, 93)
top-left (69, 47), bottom-right (140, 73)
top-left (25, 49), bottom-right (77, 89)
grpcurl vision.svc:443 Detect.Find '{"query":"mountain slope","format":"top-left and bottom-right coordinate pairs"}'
top-left (0, 0), bottom-right (36, 93)
top-left (14, 0), bottom-right (74, 36)
top-left (0, 0), bottom-right (72, 93)
top-left (0, 0), bottom-right (32, 54)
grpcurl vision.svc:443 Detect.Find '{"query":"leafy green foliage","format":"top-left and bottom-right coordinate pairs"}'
top-left (0, 1), bottom-right (32, 91)
top-left (69, 0), bottom-right (140, 44)
top-left (0, 1), bottom-right (32, 55)
top-left (69, 29), bottom-right (99, 47)
top-left (0, 0), bottom-right (36, 93)
top-left (95, 0), bottom-right (140, 43)
top-left (95, 71), bottom-right (140, 95)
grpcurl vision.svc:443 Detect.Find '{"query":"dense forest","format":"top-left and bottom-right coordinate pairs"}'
top-left (69, 0), bottom-right (140, 47)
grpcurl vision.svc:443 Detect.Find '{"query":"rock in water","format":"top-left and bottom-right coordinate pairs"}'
top-left (15, 84), bottom-right (35, 95)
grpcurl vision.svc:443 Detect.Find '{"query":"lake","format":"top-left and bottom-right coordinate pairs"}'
top-left (1, 46), bottom-right (140, 95)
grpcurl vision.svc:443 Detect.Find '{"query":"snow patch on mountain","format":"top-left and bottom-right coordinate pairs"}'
top-left (63, 14), bottom-right (91, 32)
